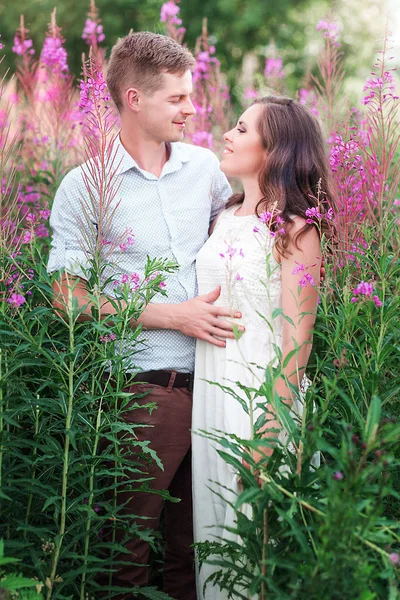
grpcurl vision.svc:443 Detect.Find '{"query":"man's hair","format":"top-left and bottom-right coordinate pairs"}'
top-left (106, 32), bottom-right (196, 112)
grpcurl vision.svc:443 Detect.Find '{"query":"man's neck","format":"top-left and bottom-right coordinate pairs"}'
top-left (119, 125), bottom-right (170, 178)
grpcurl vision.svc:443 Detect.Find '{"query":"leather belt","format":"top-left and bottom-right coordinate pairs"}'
top-left (131, 370), bottom-right (194, 392)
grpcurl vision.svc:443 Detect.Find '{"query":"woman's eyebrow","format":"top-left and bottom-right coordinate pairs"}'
top-left (238, 120), bottom-right (247, 126)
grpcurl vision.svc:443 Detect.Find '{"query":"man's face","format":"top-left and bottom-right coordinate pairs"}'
top-left (135, 70), bottom-right (196, 143)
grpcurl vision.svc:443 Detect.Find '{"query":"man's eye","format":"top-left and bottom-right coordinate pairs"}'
top-left (170, 99), bottom-right (180, 103)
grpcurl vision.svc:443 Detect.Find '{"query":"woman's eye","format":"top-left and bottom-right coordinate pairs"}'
top-left (237, 128), bottom-right (245, 133)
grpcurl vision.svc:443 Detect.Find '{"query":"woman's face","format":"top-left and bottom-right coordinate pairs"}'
top-left (220, 104), bottom-right (266, 178)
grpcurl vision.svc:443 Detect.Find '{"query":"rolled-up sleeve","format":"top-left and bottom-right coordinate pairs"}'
top-left (210, 156), bottom-right (232, 222)
top-left (47, 170), bottom-right (91, 279)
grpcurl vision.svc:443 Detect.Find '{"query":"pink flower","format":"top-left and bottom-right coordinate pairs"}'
top-left (299, 88), bottom-right (319, 117)
top-left (244, 88), bottom-right (258, 100)
top-left (79, 68), bottom-right (110, 113)
top-left (389, 553), bottom-right (399, 566)
top-left (264, 57), bottom-right (284, 79)
top-left (316, 20), bottom-right (340, 45)
top-left (100, 333), bottom-right (116, 343)
top-left (259, 211), bottom-right (272, 224)
top-left (130, 273), bottom-right (140, 290)
top-left (41, 35), bottom-right (69, 75)
top-left (22, 230), bottom-right (34, 244)
top-left (82, 18), bottom-right (105, 46)
top-left (119, 243), bottom-right (127, 252)
top-left (305, 207), bottom-right (323, 222)
top-left (160, 1), bottom-right (182, 25)
top-left (236, 273), bottom-right (243, 281)
top-left (12, 35), bottom-right (35, 56)
top-left (292, 263), bottom-right (315, 288)
top-left (191, 130), bottom-right (213, 149)
top-left (353, 281), bottom-right (374, 298)
top-left (253, 226), bottom-right (260, 233)
top-left (8, 293), bottom-right (26, 308)
top-left (25, 213), bottom-right (36, 223)
top-left (372, 295), bottom-right (382, 308)
top-left (333, 471), bottom-right (344, 480)
top-left (127, 235), bottom-right (134, 245)
top-left (292, 263), bottom-right (306, 275)
top-left (362, 70), bottom-right (398, 106)
top-left (299, 273), bottom-right (315, 288)
top-left (39, 209), bottom-right (51, 220)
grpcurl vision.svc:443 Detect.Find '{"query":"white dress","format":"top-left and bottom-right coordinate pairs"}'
top-left (191, 205), bottom-right (306, 600)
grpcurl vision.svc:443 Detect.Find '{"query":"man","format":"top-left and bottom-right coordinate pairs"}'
top-left (49, 32), bottom-right (240, 599)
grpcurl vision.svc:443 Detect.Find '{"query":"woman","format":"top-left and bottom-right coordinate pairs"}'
top-left (191, 96), bottom-right (334, 599)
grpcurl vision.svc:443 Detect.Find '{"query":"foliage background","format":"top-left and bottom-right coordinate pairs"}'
top-left (0, 0), bottom-right (396, 104)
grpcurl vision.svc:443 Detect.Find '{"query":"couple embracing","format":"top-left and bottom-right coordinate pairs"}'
top-left (50, 31), bottom-right (334, 600)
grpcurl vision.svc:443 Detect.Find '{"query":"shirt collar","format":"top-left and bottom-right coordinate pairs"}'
top-left (114, 135), bottom-right (191, 179)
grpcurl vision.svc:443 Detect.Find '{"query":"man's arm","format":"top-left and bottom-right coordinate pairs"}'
top-left (52, 274), bottom-right (244, 348)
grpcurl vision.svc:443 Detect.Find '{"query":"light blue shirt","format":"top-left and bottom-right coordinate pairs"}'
top-left (48, 137), bottom-right (232, 372)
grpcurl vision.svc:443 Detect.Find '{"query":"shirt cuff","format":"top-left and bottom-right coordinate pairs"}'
top-left (47, 248), bottom-right (90, 281)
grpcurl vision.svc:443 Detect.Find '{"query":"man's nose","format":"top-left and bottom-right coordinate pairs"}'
top-left (182, 97), bottom-right (196, 116)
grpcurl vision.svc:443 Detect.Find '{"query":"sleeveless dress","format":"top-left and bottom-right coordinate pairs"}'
top-left (191, 205), bottom-right (306, 600)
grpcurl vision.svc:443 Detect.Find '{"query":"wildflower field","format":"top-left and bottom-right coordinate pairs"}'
top-left (0, 0), bottom-right (399, 598)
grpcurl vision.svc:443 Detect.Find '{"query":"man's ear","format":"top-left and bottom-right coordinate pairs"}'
top-left (125, 88), bottom-right (140, 112)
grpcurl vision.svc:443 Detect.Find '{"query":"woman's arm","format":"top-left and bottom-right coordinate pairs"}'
top-left (255, 221), bottom-right (321, 462)
top-left (276, 220), bottom-right (321, 402)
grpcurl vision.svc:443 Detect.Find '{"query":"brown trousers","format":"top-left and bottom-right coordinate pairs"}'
top-left (98, 382), bottom-right (196, 600)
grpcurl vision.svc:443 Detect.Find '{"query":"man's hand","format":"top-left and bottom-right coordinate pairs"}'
top-left (171, 286), bottom-right (244, 347)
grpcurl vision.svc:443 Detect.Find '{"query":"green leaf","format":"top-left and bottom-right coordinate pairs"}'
top-left (0, 574), bottom-right (39, 590)
top-left (42, 495), bottom-right (62, 512)
top-left (365, 395), bottom-right (381, 445)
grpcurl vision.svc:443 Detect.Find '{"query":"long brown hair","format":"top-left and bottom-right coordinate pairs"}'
top-left (226, 96), bottom-right (336, 256)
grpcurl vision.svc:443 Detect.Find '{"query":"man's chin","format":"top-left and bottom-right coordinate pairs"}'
top-left (167, 132), bottom-right (185, 143)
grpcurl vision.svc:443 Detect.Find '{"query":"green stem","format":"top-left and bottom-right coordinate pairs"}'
top-left (79, 395), bottom-right (103, 599)
top-left (260, 508), bottom-right (268, 600)
top-left (24, 402), bottom-right (39, 539)
top-left (0, 347), bottom-right (3, 494)
top-left (47, 284), bottom-right (76, 599)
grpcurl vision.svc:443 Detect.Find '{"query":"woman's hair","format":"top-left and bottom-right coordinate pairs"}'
top-left (226, 95), bottom-right (336, 256)
top-left (107, 32), bottom-right (196, 112)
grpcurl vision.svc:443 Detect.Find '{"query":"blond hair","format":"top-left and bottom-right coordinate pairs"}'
top-left (107, 31), bottom-right (196, 112)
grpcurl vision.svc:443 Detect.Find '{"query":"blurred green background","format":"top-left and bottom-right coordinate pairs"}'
top-left (0, 0), bottom-right (398, 103)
